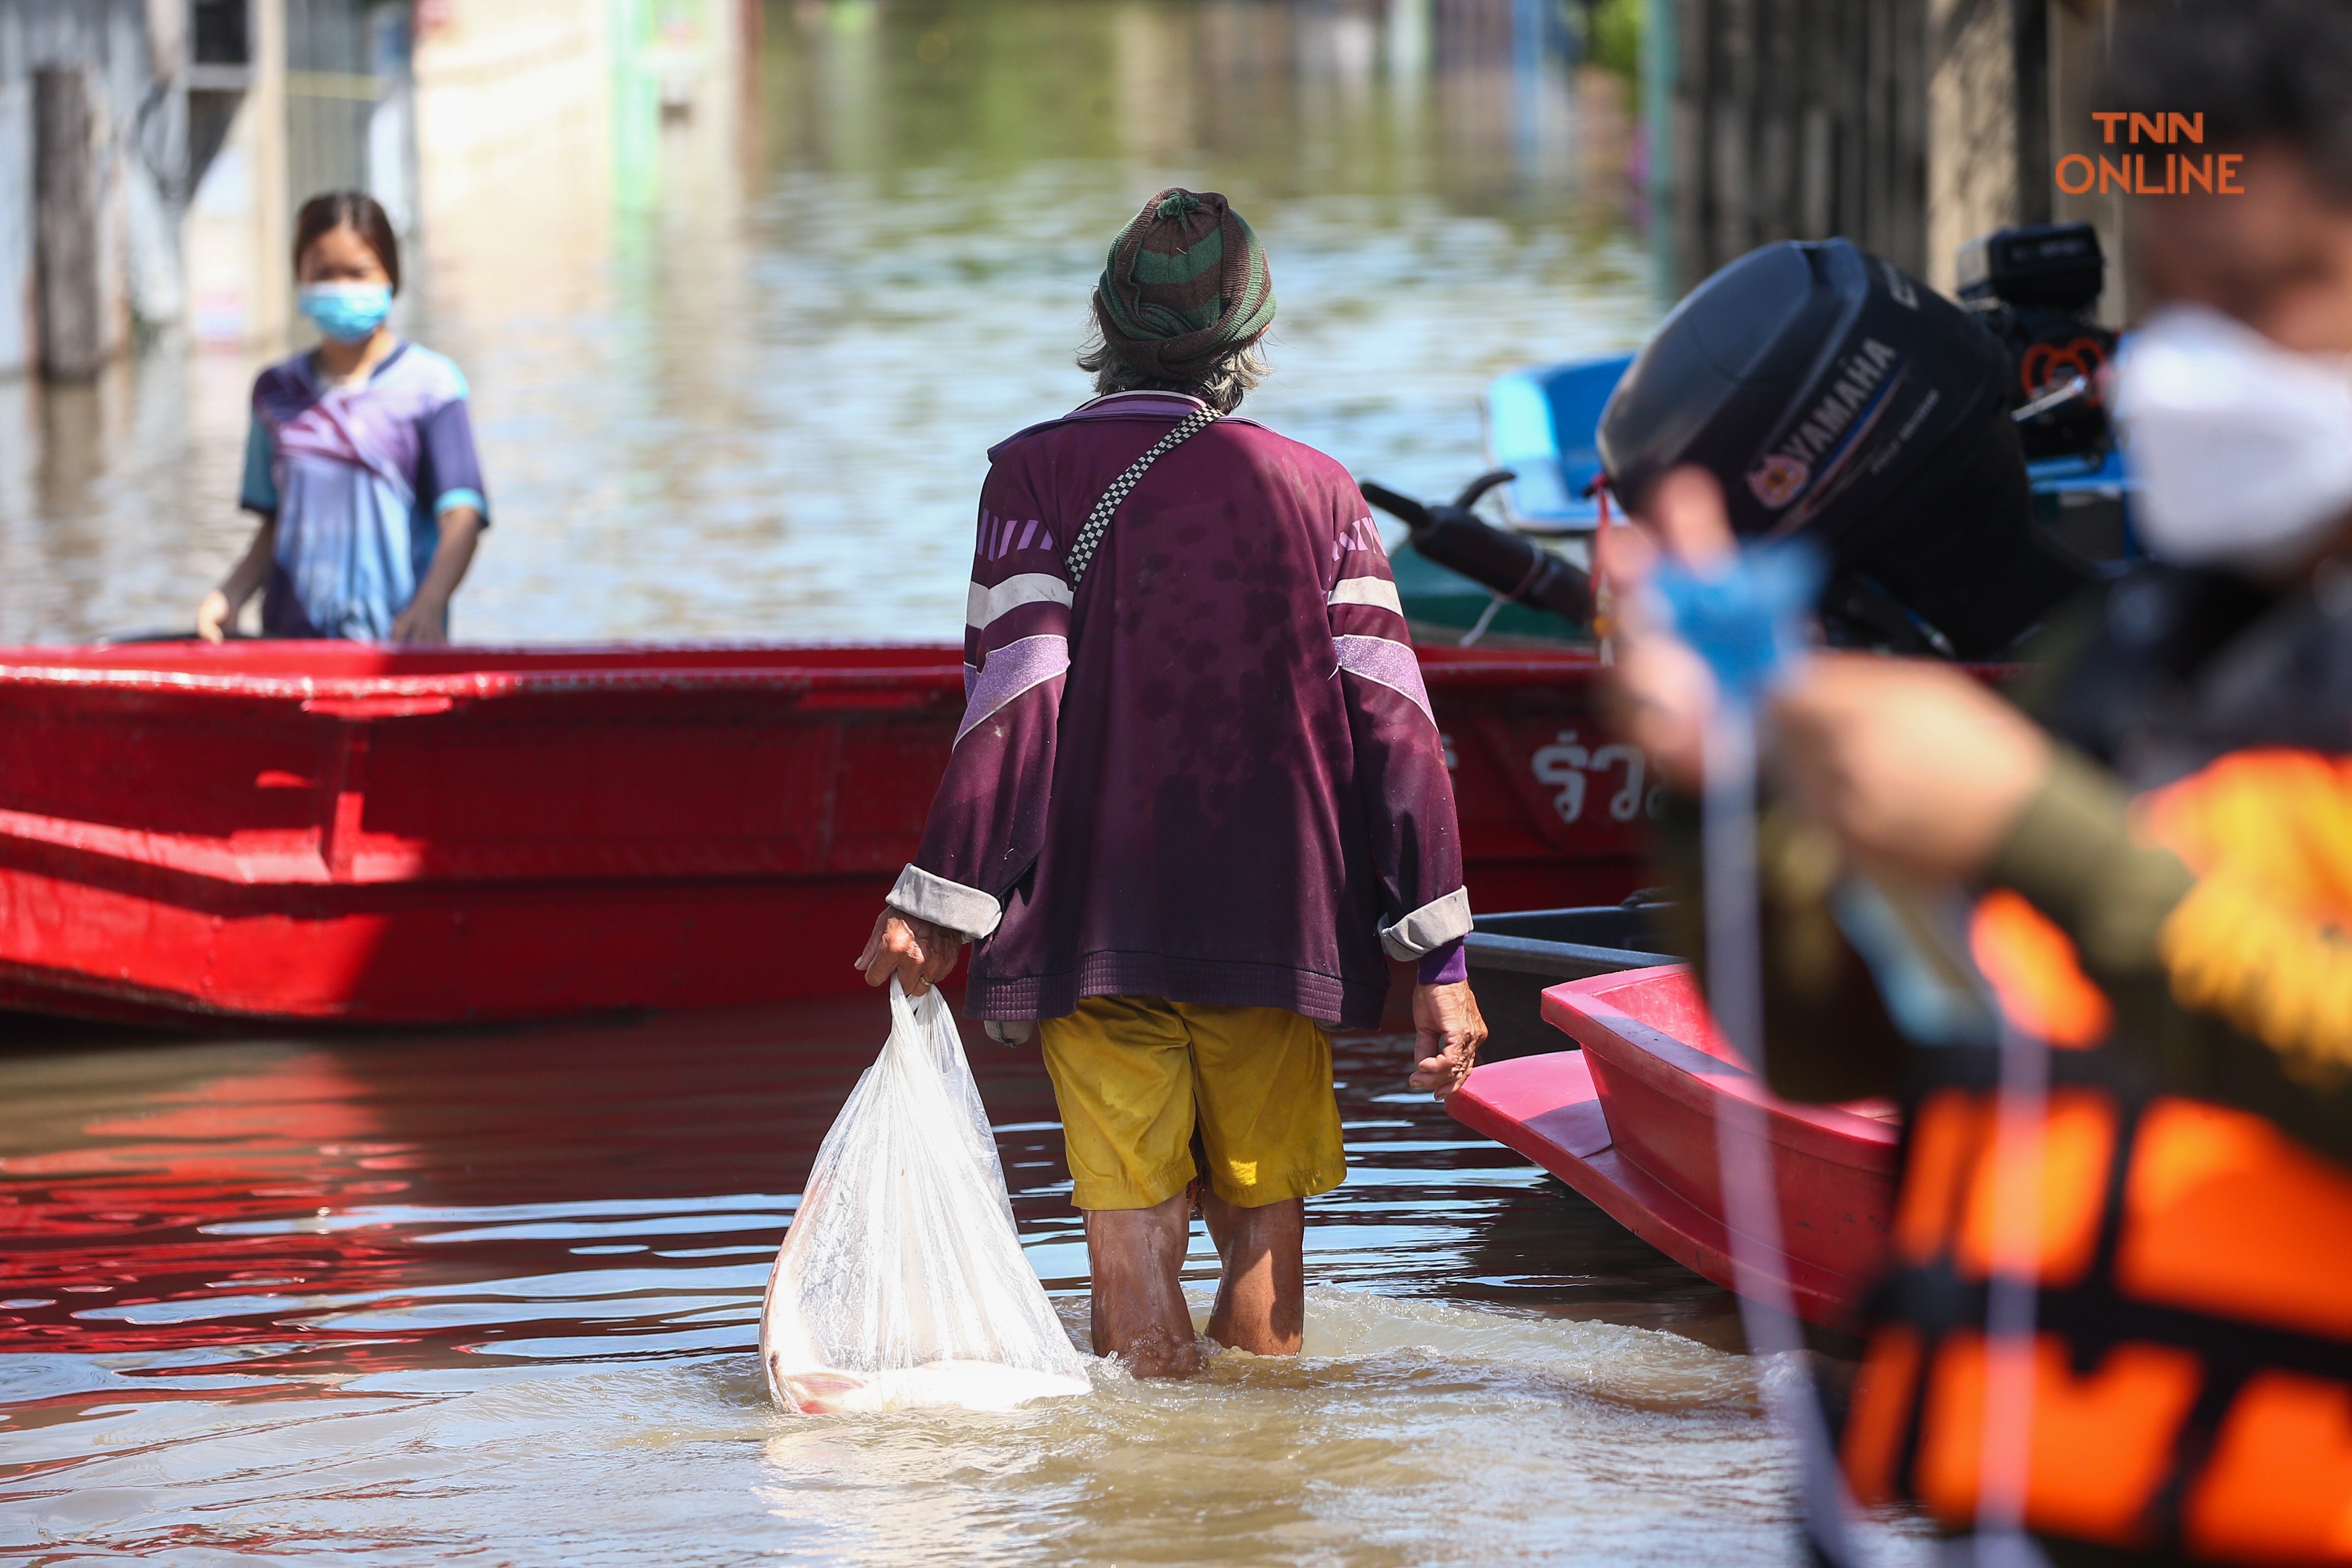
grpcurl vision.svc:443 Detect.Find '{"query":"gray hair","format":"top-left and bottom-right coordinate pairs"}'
top-left (1076, 323), bottom-right (1270, 414)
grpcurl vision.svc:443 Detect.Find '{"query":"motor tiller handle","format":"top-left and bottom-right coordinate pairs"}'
top-left (1360, 473), bottom-right (1595, 625)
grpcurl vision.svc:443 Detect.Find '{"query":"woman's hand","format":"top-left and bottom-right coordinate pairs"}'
top-left (1408, 981), bottom-right (1487, 1100)
top-left (391, 508), bottom-right (481, 645)
top-left (389, 593), bottom-right (450, 644)
top-left (195, 590), bottom-right (234, 643)
top-left (857, 908), bottom-right (965, 994)
top-left (202, 517), bottom-right (276, 643)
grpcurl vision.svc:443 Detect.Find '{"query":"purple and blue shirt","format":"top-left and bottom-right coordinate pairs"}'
top-left (240, 342), bottom-right (488, 640)
top-left (891, 392), bottom-right (1471, 1028)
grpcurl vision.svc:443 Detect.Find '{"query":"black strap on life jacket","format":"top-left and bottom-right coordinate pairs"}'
top-left (2036, 562), bottom-right (2352, 789)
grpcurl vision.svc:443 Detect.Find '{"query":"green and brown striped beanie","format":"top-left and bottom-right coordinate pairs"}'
top-left (1092, 188), bottom-right (1276, 381)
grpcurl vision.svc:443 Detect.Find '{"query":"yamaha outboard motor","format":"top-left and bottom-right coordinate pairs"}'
top-left (1597, 238), bottom-right (2091, 659)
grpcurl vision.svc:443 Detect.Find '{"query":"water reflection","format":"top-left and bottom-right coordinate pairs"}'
top-left (0, 0), bottom-right (1653, 646)
top-left (0, 998), bottom-right (1867, 1562)
top-left (0, 4), bottom-right (1873, 1558)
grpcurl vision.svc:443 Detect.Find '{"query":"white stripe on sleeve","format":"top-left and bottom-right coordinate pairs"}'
top-left (1327, 576), bottom-right (1405, 616)
top-left (965, 573), bottom-right (1075, 629)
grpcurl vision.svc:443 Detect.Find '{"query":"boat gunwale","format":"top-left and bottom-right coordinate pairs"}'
top-left (1542, 966), bottom-right (1902, 1167)
top-left (1447, 1049), bottom-right (1877, 1325)
top-left (0, 663), bottom-right (969, 705)
top-left (0, 639), bottom-right (1603, 705)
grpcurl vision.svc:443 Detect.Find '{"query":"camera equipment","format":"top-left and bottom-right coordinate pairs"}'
top-left (1596, 237), bottom-right (2090, 660)
top-left (1956, 220), bottom-right (2118, 463)
top-left (1359, 470), bottom-right (1594, 626)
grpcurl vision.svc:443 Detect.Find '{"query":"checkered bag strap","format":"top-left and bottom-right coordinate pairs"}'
top-left (1063, 405), bottom-right (1222, 587)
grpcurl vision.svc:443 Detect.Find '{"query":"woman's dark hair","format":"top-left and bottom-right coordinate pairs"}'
top-left (292, 190), bottom-right (401, 292)
top-left (2108, 0), bottom-right (2352, 199)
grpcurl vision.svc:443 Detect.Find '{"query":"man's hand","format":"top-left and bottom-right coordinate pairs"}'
top-left (1771, 654), bottom-right (2052, 881)
top-left (856, 907), bottom-right (965, 994)
top-left (1408, 981), bottom-right (1487, 1101)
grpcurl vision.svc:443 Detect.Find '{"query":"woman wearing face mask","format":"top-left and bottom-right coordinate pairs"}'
top-left (196, 191), bottom-right (487, 643)
top-left (1606, 2), bottom-right (2352, 1562)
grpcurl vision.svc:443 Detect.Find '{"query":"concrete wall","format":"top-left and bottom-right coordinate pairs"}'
top-left (1925, 0), bottom-right (2133, 314)
top-left (407, 0), bottom-right (750, 337)
top-left (1651, 0), bottom-right (2134, 311)
top-left (1658, 0), bottom-right (1929, 293)
top-left (404, 0), bottom-right (615, 340)
top-left (1925, 0), bottom-right (2017, 297)
top-left (2047, 0), bottom-right (2129, 324)
top-left (0, 0), bottom-right (185, 377)
top-left (411, 0), bottom-right (611, 227)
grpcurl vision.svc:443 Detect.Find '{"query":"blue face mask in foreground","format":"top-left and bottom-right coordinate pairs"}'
top-left (299, 283), bottom-right (393, 345)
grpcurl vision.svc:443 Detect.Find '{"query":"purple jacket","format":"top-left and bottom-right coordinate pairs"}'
top-left (888, 393), bottom-right (1469, 1028)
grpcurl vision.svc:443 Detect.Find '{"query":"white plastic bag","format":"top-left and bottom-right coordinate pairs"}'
top-left (759, 977), bottom-right (1092, 1414)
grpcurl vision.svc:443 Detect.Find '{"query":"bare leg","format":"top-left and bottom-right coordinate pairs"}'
top-left (1198, 1189), bottom-right (1305, 1355)
top-left (1084, 1190), bottom-right (1202, 1378)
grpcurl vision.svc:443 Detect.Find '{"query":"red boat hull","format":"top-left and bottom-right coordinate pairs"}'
top-left (0, 640), bottom-right (1649, 1024)
top-left (1449, 965), bottom-right (1898, 1327)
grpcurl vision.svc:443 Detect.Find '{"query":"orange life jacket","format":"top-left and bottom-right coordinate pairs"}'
top-left (1842, 746), bottom-right (2352, 1564)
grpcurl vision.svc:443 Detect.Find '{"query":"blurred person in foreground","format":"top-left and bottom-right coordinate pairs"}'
top-left (1611, 3), bottom-right (2352, 1562)
top-left (857, 189), bottom-right (1485, 1378)
top-left (198, 191), bottom-right (486, 644)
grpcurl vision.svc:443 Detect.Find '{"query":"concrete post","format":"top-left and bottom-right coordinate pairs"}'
top-left (1927, 0), bottom-right (2020, 296)
top-left (1643, 0), bottom-right (1677, 304)
top-left (185, 0), bottom-right (290, 348)
top-left (33, 65), bottom-right (120, 380)
top-left (2011, 0), bottom-right (2051, 226)
top-left (2047, 0), bottom-right (2128, 325)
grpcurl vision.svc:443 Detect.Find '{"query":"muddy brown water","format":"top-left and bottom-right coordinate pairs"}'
top-left (0, 999), bottom-right (1925, 1563)
top-left (3, 0), bottom-right (1933, 1559)
top-left (1, 0), bottom-right (1656, 646)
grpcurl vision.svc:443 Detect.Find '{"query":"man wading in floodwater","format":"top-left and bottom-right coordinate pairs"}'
top-left (857, 189), bottom-right (1486, 1378)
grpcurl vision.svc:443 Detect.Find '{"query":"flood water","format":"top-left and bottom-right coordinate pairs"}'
top-left (0, 998), bottom-right (1935, 1565)
top-left (0, 0), bottom-right (1657, 645)
top-left (0, 2), bottom-right (1931, 1561)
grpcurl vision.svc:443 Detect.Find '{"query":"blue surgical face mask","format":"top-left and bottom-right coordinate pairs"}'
top-left (299, 282), bottom-right (393, 345)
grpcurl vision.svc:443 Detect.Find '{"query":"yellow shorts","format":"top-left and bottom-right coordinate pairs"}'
top-left (1039, 995), bottom-right (1346, 1211)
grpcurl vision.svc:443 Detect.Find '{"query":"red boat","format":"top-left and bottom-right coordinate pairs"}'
top-left (0, 640), bottom-right (1650, 1024)
top-left (1448, 964), bottom-right (1899, 1328)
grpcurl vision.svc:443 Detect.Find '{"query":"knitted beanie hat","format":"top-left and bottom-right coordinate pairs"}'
top-left (1092, 188), bottom-right (1276, 381)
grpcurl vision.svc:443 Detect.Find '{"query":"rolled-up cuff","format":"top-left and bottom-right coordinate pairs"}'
top-left (1416, 938), bottom-right (1468, 986)
top-left (887, 863), bottom-right (1002, 940)
top-left (1380, 887), bottom-right (1473, 961)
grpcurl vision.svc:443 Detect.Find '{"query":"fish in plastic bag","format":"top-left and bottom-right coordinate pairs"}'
top-left (759, 977), bottom-right (1092, 1415)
